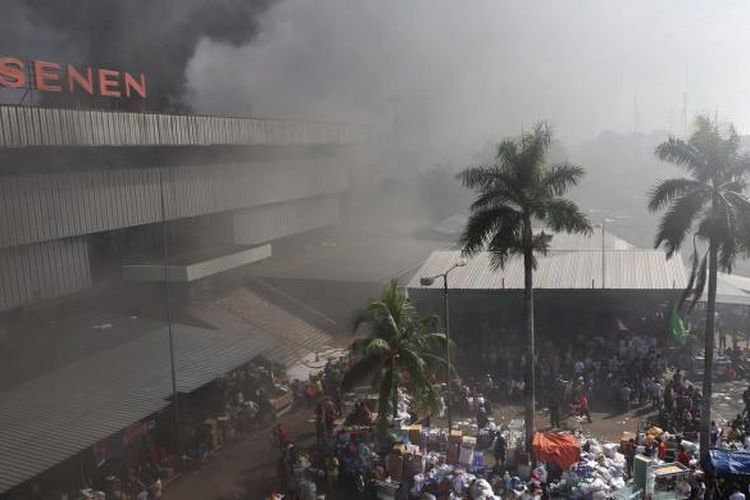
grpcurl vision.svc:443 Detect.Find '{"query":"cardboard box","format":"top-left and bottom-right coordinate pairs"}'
top-left (449, 430), bottom-right (463, 444)
top-left (447, 442), bottom-right (460, 464)
top-left (408, 424), bottom-right (422, 445)
top-left (387, 453), bottom-right (404, 482)
top-left (459, 436), bottom-right (476, 465)
top-left (404, 453), bottom-right (425, 475)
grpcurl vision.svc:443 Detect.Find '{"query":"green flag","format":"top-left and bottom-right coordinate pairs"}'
top-left (669, 308), bottom-right (688, 347)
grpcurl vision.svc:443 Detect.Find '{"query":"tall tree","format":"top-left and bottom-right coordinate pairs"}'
top-left (649, 115), bottom-right (750, 459)
top-left (341, 280), bottom-right (451, 425)
top-left (458, 122), bottom-right (591, 454)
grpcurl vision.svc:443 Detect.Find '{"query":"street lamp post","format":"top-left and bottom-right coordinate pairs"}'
top-left (598, 218), bottom-right (612, 289)
top-left (601, 220), bottom-right (605, 289)
top-left (420, 258), bottom-right (466, 434)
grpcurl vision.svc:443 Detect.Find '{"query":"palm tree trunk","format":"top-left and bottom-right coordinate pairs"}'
top-left (392, 371), bottom-right (399, 422)
top-left (523, 225), bottom-right (536, 460)
top-left (700, 239), bottom-right (718, 461)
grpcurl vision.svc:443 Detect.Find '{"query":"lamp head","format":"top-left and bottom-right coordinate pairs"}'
top-left (420, 277), bottom-right (435, 286)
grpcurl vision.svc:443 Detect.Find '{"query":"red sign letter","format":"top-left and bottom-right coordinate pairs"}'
top-left (67, 65), bottom-right (94, 95)
top-left (124, 72), bottom-right (147, 98)
top-left (33, 60), bottom-right (62, 92)
top-left (98, 68), bottom-right (121, 97)
top-left (0, 57), bottom-right (26, 88)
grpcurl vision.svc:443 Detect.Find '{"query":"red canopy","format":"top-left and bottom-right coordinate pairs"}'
top-left (532, 431), bottom-right (580, 470)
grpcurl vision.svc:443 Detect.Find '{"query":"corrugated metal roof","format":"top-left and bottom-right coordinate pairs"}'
top-left (247, 234), bottom-right (451, 283)
top-left (429, 216), bottom-right (634, 252)
top-left (191, 288), bottom-right (333, 368)
top-left (408, 249), bottom-right (687, 291)
top-left (0, 323), bottom-right (271, 494)
top-left (537, 228), bottom-right (634, 251)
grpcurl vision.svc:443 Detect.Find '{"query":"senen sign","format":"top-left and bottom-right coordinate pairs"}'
top-left (0, 56), bottom-right (147, 99)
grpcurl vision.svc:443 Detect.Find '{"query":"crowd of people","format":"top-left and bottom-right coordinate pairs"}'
top-left (260, 303), bottom-right (750, 498)
top-left (273, 357), bottom-right (353, 499)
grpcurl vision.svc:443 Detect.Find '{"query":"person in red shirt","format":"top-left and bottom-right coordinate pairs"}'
top-left (657, 438), bottom-right (667, 460)
top-left (577, 392), bottom-right (592, 423)
top-left (677, 445), bottom-right (690, 466)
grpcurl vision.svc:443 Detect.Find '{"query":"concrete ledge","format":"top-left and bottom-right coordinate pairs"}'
top-left (122, 245), bottom-right (271, 283)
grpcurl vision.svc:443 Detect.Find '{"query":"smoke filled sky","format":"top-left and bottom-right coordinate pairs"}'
top-left (3, 1), bottom-right (750, 157)
top-left (0, 0), bottom-right (274, 110)
top-left (186, 0), bottom-right (750, 156)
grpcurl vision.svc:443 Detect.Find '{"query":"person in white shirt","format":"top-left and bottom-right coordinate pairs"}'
top-left (729, 485), bottom-right (746, 500)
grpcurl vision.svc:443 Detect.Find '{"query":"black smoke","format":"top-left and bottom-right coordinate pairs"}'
top-left (2, 0), bottom-right (276, 111)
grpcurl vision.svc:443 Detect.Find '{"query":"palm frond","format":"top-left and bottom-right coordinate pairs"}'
top-left (543, 162), bottom-right (585, 196)
top-left (469, 185), bottom-right (520, 212)
top-left (485, 220), bottom-right (525, 269)
top-left (399, 347), bottom-right (440, 415)
top-left (341, 351), bottom-right (387, 392)
top-left (415, 331), bottom-right (451, 348)
top-left (531, 231), bottom-right (553, 256)
top-left (725, 191), bottom-right (750, 214)
top-left (460, 205), bottom-right (522, 257)
top-left (654, 190), bottom-right (709, 257)
top-left (542, 198), bottom-right (593, 235)
top-left (655, 137), bottom-right (699, 169)
top-left (648, 178), bottom-right (704, 212)
top-left (516, 122), bottom-right (552, 187)
top-left (364, 338), bottom-right (391, 356)
top-left (495, 140), bottom-right (517, 166)
top-left (457, 165), bottom-right (499, 192)
top-left (729, 154), bottom-right (750, 178)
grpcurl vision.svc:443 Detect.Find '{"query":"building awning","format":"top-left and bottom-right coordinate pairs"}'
top-left (0, 322), bottom-right (272, 494)
top-left (189, 287), bottom-right (334, 369)
top-left (122, 245), bottom-right (271, 283)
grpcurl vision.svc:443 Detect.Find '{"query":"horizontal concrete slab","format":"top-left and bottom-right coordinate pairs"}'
top-left (122, 244), bottom-right (271, 282)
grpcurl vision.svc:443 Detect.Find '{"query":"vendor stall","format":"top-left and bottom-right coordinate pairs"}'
top-left (651, 462), bottom-right (690, 499)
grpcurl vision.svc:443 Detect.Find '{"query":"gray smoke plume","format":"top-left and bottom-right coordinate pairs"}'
top-left (1, 0), bottom-right (276, 111)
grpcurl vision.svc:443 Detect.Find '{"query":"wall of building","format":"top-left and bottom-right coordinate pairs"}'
top-left (0, 106), bottom-right (365, 313)
top-left (0, 159), bottom-right (348, 249)
top-left (0, 105), bottom-right (365, 148)
top-left (233, 194), bottom-right (340, 245)
top-left (0, 237), bottom-right (91, 312)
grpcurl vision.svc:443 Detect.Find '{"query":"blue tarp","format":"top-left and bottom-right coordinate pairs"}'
top-left (702, 449), bottom-right (750, 477)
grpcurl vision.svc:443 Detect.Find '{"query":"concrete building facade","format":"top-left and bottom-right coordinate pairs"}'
top-left (0, 105), bottom-right (366, 313)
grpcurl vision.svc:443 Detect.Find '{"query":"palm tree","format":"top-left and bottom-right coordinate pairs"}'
top-left (458, 122), bottom-right (591, 454)
top-left (649, 115), bottom-right (750, 459)
top-left (341, 280), bottom-right (451, 425)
